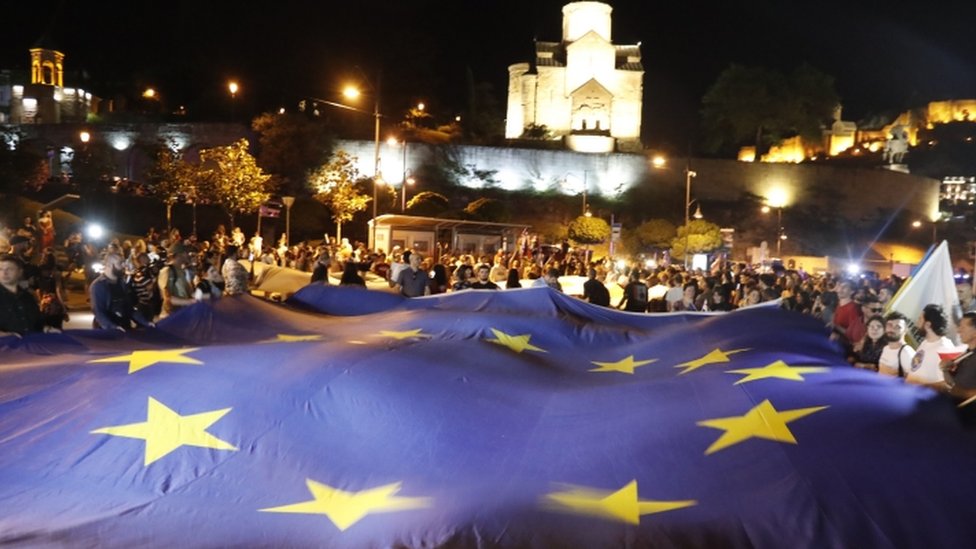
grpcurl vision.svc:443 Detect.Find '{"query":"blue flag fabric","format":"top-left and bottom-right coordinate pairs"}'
top-left (3, 286), bottom-right (976, 547)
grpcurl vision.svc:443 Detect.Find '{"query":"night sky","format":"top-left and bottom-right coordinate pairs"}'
top-left (3, 0), bottom-right (975, 151)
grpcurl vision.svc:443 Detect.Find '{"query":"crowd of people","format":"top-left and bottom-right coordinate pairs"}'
top-left (2, 218), bottom-right (976, 418)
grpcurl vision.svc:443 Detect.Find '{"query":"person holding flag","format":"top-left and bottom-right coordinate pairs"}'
top-left (906, 304), bottom-right (955, 386)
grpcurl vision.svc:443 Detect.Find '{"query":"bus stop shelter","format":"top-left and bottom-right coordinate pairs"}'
top-left (368, 214), bottom-right (530, 256)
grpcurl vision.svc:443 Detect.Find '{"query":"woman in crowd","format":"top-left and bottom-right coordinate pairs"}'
top-left (852, 315), bottom-right (887, 370)
top-left (505, 268), bottom-right (522, 289)
top-left (339, 261), bottom-right (366, 288)
top-left (451, 264), bottom-right (472, 292)
top-left (429, 264), bottom-right (449, 294)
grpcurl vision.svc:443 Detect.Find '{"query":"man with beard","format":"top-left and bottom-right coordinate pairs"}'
top-left (469, 264), bottom-right (500, 290)
top-left (89, 253), bottom-right (153, 331)
top-left (878, 311), bottom-right (916, 378)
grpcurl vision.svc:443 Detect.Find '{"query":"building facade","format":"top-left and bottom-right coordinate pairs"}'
top-left (1, 41), bottom-right (97, 125)
top-left (505, 1), bottom-right (643, 154)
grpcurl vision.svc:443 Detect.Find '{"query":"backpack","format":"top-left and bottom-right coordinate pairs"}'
top-left (896, 343), bottom-right (908, 378)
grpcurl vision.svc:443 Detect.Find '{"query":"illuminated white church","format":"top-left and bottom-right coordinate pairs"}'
top-left (505, 1), bottom-right (644, 153)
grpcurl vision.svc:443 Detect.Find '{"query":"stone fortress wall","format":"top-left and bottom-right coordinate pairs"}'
top-left (0, 123), bottom-right (938, 226)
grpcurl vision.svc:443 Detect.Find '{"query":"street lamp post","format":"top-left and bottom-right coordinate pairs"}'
top-left (304, 72), bottom-right (384, 249)
top-left (190, 186), bottom-right (197, 237)
top-left (762, 202), bottom-right (786, 258)
top-left (684, 168), bottom-right (697, 269)
top-left (228, 81), bottom-right (239, 122)
top-left (776, 206), bottom-right (784, 257)
top-left (282, 196), bottom-right (295, 246)
top-left (387, 137), bottom-right (413, 211)
top-left (402, 174), bottom-right (415, 212)
top-left (582, 171), bottom-right (589, 216)
top-left (370, 76), bottom-right (382, 251)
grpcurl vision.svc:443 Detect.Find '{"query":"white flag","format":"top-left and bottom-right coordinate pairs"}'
top-left (887, 240), bottom-right (960, 344)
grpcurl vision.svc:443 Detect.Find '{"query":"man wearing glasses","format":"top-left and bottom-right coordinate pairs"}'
top-left (846, 294), bottom-right (884, 345)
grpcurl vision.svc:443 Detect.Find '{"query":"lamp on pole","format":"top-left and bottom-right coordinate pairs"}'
top-left (582, 171), bottom-right (589, 216)
top-left (402, 174), bottom-right (415, 212)
top-left (387, 137), bottom-right (414, 211)
top-left (343, 75), bottom-right (383, 251)
top-left (282, 196), bottom-right (295, 246)
top-left (684, 168), bottom-right (697, 269)
top-left (228, 81), bottom-right (239, 122)
top-left (190, 185), bottom-right (197, 237)
top-left (302, 72), bottom-right (384, 249)
top-left (761, 202), bottom-right (786, 257)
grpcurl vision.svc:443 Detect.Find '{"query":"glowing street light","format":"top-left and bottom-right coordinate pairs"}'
top-left (651, 155), bottom-right (700, 268)
top-left (342, 78), bottom-right (383, 249)
top-left (142, 88), bottom-right (157, 99)
top-left (684, 169), bottom-right (697, 268)
top-left (387, 136), bottom-right (415, 211)
top-left (79, 131), bottom-right (91, 144)
top-left (301, 74), bottom-right (385, 247)
top-left (762, 202), bottom-right (785, 257)
top-left (228, 81), bottom-right (239, 122)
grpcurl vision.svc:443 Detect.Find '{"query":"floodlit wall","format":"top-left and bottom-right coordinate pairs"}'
top-left (334, 139), bottom-right (940, 224)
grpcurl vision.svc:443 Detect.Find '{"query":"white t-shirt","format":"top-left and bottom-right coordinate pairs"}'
top-left (648, 284), bottom-right (668, 301)
top-left (906, 337), bottom-right (953, 384)
top-left (665, 286), bottom-right (683, 304)
top-left (879, 343), bottom-right (916, 377)
top-left (388, 261), bottom-right (407, 283)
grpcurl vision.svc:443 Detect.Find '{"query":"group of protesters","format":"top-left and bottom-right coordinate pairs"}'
top-left (3, 220), bottom-right (976, 413)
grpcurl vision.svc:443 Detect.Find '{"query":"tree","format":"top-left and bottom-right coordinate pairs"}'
top-left (521, 124), bottom-right (552, 140)
top-left (198, 139), bottom-right (271, 230)
top-left (701, 64), bottom-right (838, 156)
top-left (406, 191), bottom-right (449, 217)
top-left (568, 215), bottom-right (611, 245)
top-left (308, 150), bottom-right (371, 242)
top-left (632, 219), bottom-right (677, 251)
top-left (671, 219), bottom-right (723, 259)
top-left (462, 68), bottom-right (505, 143)
top-left (0, 137), bottom-right (48, 193)
top-left (146, 142), bottom-right (200, 232)
top-left (70, 141), bottom-right (116, 191)
top-left (463, 197), bottom-right (508, 222)
top-left (251, 112), bottom-right (333, 196)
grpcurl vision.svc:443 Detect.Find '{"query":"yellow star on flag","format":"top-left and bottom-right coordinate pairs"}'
top-left (590, 355), bottom-right (657, 374)
top-left (726, 360), bottom-right (829, 385)
top-left (675, 348), bottom-right (750, 375)
top-left (260, 480), bottom-right (432, 531)
top-left (486, 328), bottom-right (547, 353)
top-left (379, 329), bottom-right (428, 340)
top-left (542, 480), bottom-right (696, 525)
top-left (88, 347), bottom-right (203, 374)
top-left (264, 334), bottom-right (323, 343)
top-left (90, 397), bottom-right (237, 465)
top-left (697, 399), bottom-right (829, 455)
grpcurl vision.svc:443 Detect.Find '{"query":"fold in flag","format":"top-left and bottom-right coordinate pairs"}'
top-left (3, 286), bottom-right (976, 547)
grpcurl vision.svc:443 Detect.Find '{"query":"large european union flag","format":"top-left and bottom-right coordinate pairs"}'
top-left (3, 286), bottom-right (976, 547)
